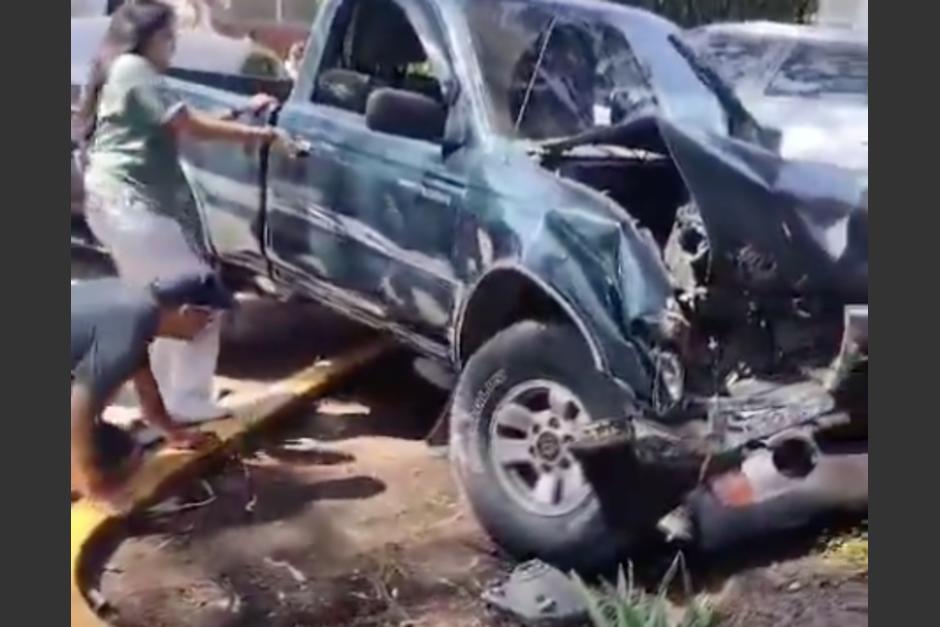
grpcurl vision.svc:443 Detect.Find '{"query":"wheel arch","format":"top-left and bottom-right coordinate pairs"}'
top-left (453, 263), bottom-right (606, 371)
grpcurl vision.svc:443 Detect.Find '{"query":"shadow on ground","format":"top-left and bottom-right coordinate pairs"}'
top-left (218, 298), bottom-right (378, 382)
top-left (85, 342), bottom-right (512, 627)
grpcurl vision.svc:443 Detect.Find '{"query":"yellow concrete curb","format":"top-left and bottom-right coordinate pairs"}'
top-left (71, 340), bottom-right (388, 627)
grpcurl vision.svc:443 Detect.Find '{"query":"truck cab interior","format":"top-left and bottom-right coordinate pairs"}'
top-left (312, 0), bottom-right (444, 115)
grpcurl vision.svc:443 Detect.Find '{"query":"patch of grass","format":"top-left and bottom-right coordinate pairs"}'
top-left (823, 530), bottom-right (869, 572)
top-left (572, 554), bottom-right (721, 627)
top-left (818, 519), bottom-right (868, 572)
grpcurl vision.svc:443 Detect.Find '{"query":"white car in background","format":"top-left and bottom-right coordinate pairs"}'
top-left (685, 21), bottom-right (868, 173)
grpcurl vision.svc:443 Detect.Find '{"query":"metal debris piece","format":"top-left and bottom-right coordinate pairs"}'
top-left (264, 558), bottom-right (308, 585)
top-left (280, 438), bottom-right (326, 453)
top-left (209, 592), bottom-right (243, 614)
top-left (657, 504), bottom-right (695, 543)
top-left (482, 560), bottom-right (588, 626)
top-left (146, 481), bottom-right (216, 516)
top-left (315, 399), bottom-right (370, 416)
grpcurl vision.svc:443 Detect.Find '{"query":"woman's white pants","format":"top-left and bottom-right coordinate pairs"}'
top-left (85, 192), bottom-right (223, 422)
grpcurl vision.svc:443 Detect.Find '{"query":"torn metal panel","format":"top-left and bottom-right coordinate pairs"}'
top-left (659, 119), bottom-right (868, 303)
top-left (483, 560), bottom-right (589, 625)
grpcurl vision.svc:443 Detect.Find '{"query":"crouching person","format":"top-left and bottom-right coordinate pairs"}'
top-left (71, 273), bottom-right (232, 502)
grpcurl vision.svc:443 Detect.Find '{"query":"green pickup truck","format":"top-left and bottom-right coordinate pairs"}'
top-left (73, 0), bottom-right (868, 571)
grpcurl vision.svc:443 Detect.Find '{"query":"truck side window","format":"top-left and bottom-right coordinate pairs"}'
top-left (467, 2), bottom-right (653, 140)
top-left (312, 0), bottom-right (443, 115)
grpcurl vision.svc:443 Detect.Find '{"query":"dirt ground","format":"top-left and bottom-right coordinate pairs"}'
top-left (716, 554), bottom-right (868, 627)
top-left (89, 352), bottom-right (517, 627)
top-left (73, 252), bottom-right (868, 627)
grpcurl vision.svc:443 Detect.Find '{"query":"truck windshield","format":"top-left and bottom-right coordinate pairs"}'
top-left (464, 0), bottom-right (656, 141)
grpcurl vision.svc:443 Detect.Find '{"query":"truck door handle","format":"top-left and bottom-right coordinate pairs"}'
top-left (274, 135), bottom-right (313, 160)
top-left (421, 177), bottom-right (466, 204)
top-left (418, 184), bottom-right (453, 207)
top-left (396, 179), bottom-right (422, 192)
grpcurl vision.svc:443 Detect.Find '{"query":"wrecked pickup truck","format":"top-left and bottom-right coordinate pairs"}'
top-left (76, 0), bottom-right (868, 571)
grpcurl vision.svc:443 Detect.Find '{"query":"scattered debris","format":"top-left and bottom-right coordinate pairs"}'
top-left (244, 492), bottom-right (258, 515)
top-left (147, 481), bottom-right (216, 516)
top-left (208, 591), bottom-right (243, 614)
top-left (264, 558), bottom-right (308, 586)
top-left (369, 570), bottom-right (412, 625)
top-left (316, 399), bottom-right (371, 416)
top-left (243, 450), bottom-right (281, 467)
top-left (237, 458), bottom-right (259, 514)
top-left (280, 437), bottom-right (327, 453)
top-left (483, 560), bottom-right (588, 626)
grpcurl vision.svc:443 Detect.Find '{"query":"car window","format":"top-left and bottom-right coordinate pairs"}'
top-left (766, 41), bottom-right (867, 99)
top-left (311, 0), bottom-right (444, 115)
top-left (465, 0), bottom-right (654, 141)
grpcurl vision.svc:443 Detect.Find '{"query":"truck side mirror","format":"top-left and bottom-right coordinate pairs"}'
top-left (365, 88), bottom-right (447, 144)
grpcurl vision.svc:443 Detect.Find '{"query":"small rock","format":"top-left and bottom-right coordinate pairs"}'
top-left (787, 581), bottom-right (803, 593)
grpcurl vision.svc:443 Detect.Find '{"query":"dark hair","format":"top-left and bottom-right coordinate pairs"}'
top-left (76, 0), bottom-right (176, 141)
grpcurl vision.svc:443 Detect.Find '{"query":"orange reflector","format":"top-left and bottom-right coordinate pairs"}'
top-left (711, 472), bottom-right (756, 507)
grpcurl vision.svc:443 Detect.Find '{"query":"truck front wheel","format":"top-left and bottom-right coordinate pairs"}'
top-left (450, 321), bottom-right (636, 572)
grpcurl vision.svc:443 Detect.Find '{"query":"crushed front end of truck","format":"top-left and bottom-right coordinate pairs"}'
top-left (551, 116), bottom-right (869, 551)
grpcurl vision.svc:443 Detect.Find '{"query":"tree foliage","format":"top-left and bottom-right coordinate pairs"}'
top-left (609, 0), bottom-right (818, 27)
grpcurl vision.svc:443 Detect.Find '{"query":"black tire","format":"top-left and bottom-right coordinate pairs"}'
top-left (450, 320), bottom-right (636, 573)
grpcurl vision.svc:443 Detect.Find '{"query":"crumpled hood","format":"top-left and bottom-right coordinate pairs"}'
top-left (658, 119), bottom-right (868, 304)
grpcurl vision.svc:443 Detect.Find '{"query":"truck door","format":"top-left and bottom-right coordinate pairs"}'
top-left (170, 65), bottom-right (292, 271)
top-left (267, 0), bottom-right (467, 339)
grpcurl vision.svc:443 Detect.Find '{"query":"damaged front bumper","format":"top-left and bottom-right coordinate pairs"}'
top-left (687, 305), bottom-right (868, 550)
top-left (572, 305), bottom-right (868, 550)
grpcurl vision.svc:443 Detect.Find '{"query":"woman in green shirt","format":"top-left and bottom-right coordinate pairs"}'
top-left (77, 0), bottom-right (283, 423)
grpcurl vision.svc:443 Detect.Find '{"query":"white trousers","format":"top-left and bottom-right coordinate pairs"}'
top-left (85, 189), bottom-right (222, 419)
